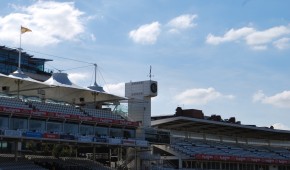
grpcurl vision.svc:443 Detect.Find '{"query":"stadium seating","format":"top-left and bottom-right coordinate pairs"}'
top-left (0, 96), bottom-right (31, 109)
top-left (0, 155), bottom-right (46, 170)
top-left (31, 101), bottom-right (82, 115)
top-left (171, 138), bottom-right (290, 160)
top-left (29, 155), bottom-right (113, 170)
top-left (0, 96), bottom-right (124, 120)
top-left (83, 107), bottom-right (123, 120)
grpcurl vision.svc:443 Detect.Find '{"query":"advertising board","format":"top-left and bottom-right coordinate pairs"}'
top-left (24, 131), bottom-right (43, 138)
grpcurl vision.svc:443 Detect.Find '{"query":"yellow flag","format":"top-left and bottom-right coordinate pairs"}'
top-left (21, 26), bottom-right (32, 34)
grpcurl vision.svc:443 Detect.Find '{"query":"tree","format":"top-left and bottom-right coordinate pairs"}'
top-left (52, 144), bottom-right (72, 158)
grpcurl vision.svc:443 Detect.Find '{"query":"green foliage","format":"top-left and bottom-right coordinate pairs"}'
top-left (27, 140), bottom-right (37, 153)
top-left (52, 144), bottom-right (72, 158)
top-left (42, 143), bottom-right (53, 155)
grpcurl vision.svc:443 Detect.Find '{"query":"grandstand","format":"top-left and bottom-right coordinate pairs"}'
top-left (0, 67), bottom-right (148, 169)
top-left (1, 46), bottom-right (290, 170)
top-left (150, 107), bottom-right (290, 170)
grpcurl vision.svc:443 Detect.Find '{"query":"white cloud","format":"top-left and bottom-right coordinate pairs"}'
top-left (104, 82), bottom-right (125, 96)
top-left (273, 37), bottom-right (290, 49)
top-left (90, 33), bottom-right (96, 42)
top-left (129, 14), bottom-right (198, 43)
top-left (252, 90), bottom-right (266, 102)
top-left (86, 14), bottom-right (104, 21)
top-left (246, 26), bottom-right (290, 45)
top-left (129, 22), bottom-right (161, 44)
top-left (68, 72), bottom-right (89, 85)
top-left (206, 25), bottom-right (290, 50)
top-left (175, 87), bottom-right (234, 105)
top-left (252, 45), bottom-right (268, 50)
top-left (253, 90), bottom-right (290, 108)
top-left (206, 27), bottom-right (255, 45)
top-left (168, 14), bottom-right (197, 32)
top-left (0, 1), bottom-right (85, 46)
top-left (272, 123), bottom-right (290, 130)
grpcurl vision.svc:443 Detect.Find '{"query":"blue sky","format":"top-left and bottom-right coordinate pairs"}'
top-left (1, 0), bottom-right (290, 129)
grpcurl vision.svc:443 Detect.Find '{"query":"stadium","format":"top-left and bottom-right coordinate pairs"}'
top-left (0, 45), bottom-right (290, 170)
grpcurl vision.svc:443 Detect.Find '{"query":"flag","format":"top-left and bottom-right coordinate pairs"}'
top-left (21, 26), bottom-right (32, 34)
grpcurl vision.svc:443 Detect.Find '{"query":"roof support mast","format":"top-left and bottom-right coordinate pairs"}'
top-left (93, 63), bottom-right (97, 104)
top-left (87, 64), bottom-right (104, 92)
top-left (94, 63), bottom-right (97, 86)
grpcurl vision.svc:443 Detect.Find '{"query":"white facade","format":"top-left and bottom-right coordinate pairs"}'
top-left (125, 80), bottom-right (157, 127)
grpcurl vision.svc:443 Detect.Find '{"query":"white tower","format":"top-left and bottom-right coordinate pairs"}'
top-left (125, 80), bottom-right (158, 127)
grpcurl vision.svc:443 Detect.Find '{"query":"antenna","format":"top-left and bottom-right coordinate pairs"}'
top-left (148, 65), bottom-right (154, 80)
top-left (94, 63), bottom-right (97, 85)
top-left (56, 69), bottom-right (63, 73)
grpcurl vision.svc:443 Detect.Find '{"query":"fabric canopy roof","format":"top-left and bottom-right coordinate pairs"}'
top-left (0, 69), bottom-right (47, 95)
top-left (0, 71), bottom-right (126, 104)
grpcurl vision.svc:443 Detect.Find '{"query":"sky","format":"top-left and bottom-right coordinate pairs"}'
top-left (1, 0), bottom-right (290, 130)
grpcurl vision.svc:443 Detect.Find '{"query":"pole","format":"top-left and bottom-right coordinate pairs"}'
top-left (17, 80), bottom-right (20, 98)
top-left (18, 26), bottom-right (22, 69)
top-left (149, 65), bottom-right (152, 81)
top-left (93, 145), bottom-right (96, 162)
top-left (94, 63), bottom-right (97, 85)
top-left (17, 26), bottom-right (22, 99)
top-left (93, 64), bottom-right (97, 105)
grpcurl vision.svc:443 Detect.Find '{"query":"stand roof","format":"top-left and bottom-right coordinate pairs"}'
top-left (0, 71), bottom-right (125, 104)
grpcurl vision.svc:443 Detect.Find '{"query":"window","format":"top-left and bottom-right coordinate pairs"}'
top-left (80, 124), bottom-right (94, 136)
top-left (0, 117), bottom-right (9, 129)
top-left (29, 119), bottom-right (45, 132)
top-left (110, 128), bottom-right (122, 138)
top-left (123, 129), bottom-right (135, 139)
top-left (47, 121), bottom-right (62, 133)
top-left (0, 141), bottom-right (8, 150)
top-left (95, 126), bottom-right (108, 137)
top-left (11, 118), bottom-right (27, 130)
top-left (64, 123), bottom-right (78, 135)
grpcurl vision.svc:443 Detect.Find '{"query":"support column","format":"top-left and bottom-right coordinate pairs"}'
top-left (14, 141), bottom-right (18, 161)
top-left (185, 131), bottom-right (189, 139)
top-left (178, 157), bottom-right (182, 169)
top-left (134, 147), bottom-right (141, 170)
top-left (93, 145), bottom-right (96, 162)
top-left (109, 147), bottom-right (112, 168)
top-left (120, 147), bottom-right (123, 161)
top-left (135, 148), bottom-right (137, 170)
top-left (118, 147), bottom-right (122, 162)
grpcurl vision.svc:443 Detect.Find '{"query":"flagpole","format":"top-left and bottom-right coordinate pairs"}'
top-left (16, 26), bottom-right (31, 99)
top-left (18, 26), bottom-right (22, 69)
top-left (17, 26), bottom-right (22, 98)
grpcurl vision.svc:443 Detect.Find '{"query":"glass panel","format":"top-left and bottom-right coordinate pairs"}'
top-left (0, 117), bottom-right (9, 129)
top-left (47, 122), bottom-right (62, 133)
top-left (79, 124), bottom-right (94, 136)
top-left (29, 119), bottom-right (45, 132)
top-left (123, 129), bottom-right (135, 139)
top-left (110, 127), bottom-right (122, 138)
top-left (64, 123), bottom-right (78, 135)
top-left (95, 126), bottom-right (108, 137)
top-left (12, 118), bottom-right (27, 130)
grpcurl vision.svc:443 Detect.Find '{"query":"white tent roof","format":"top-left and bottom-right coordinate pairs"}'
top-left (0, 69), bottom-right (47, 95)
top-left (8, 69), bottom-right (35, 80)
top-left (87, 82), bottom-right (105, 92)
top-left (0, 73), bottom-right (8, 77)
top-left (0, 71), bottom-right (125, 104)
top-left (44, 72), bottom-right (87, 89)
